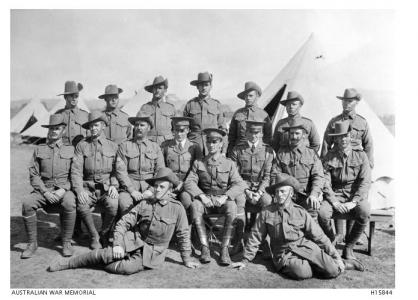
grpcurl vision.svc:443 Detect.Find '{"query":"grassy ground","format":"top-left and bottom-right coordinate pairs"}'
top-left (10, 144), bottom-right (395, 288)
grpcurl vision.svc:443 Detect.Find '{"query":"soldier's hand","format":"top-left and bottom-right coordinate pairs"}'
top-left (112, 246), bottom-right (125, 260)
top-left (307, 195), bottom-right (320, 210)
top-left (336, 258), bottom-right (345, 273)
top-left (77, 191), bottom-right (89, 205)
top-left (332, 201), bottom-right (347, 214)
top-left (245, 189), bottom-right (253, 200)
top-left (54, 188), bottom-right (66, 199)
top-left (108, 186), bottom-right (119, 199)
top-left (130, 190), bottom-right (143, 202)
top-left (252, 193), bottom-right (261, 204)
top-left (200, 194), bottom-right (213, 208)
top-left (44, 191), bottom-right (59, 204)
top-left (184, 261), bottom-right (200, 269)
top-left (142, 190), bottom-right (154, 199)
top-left (232, 261), bottom-right (246, 270)
top-left (216, 195), bottom-right (228, 207)
top-left (344, 201), bottom-right (357, 212)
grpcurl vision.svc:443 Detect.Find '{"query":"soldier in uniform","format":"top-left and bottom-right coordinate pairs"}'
top-left (55, 81), bottom-right (89, 147)
top-left (21, 114), bottom-right (77, 258)
top-left (48, 168), bottom-right (199, 274)
top-left (229, 120), bottom-right (275, 255)
top-left (116, 115), bottom-right (165, 215)
top-left (138, 76), bottom-right (176, 146)
top-left (99, 84), bottom-right (131, 145)
top-left (161, 117), bottom-right (202, 213)
top-left (71, 111), bottom-right (121, 249)
top-left (227, 81), bottom-right (272, 156)
top-left (272, 91), bottom-right (320, 153)
top-left (318, 121), bottom-right (371, 261)
top-left (184, 128), bottom-right (248, 265)
top-left (183, 72), bottom-right (227, 155)
top-left (272, 119), bottom-right (324, 220)
top-left (232, 174), bottom-right (364, 279)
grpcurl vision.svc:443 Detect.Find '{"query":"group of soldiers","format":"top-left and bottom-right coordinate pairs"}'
top-left (20, 71), bottom-right (373, 280)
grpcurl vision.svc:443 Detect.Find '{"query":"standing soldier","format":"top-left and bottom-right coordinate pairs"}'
top-left (272, 120), bottom-right (324, 220)
top-left (272, 91), bottom-right (320, 153)
top-left (55, 81), bottom-right (89, 147)
top-left (183, 72), bottom-right (227, 155)
top-left (116, 115), bottom-right (165, 215)
top-left (227, 82), bottom-right (272, 156)
top-left (161, 117), bottom-right (202, 214)
top-left (21, 114), bottom-right (77, 259)
top-left (184, 128), bottom-right (247, 266)
top-left (139, 76), bottom-right (176, 146)
top-left (71, 111), bottom-right (121, 249)
top-left (99, 84), bottom-right (131, 145)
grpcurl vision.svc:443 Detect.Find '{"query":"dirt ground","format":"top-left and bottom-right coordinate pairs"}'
top-left (10, 144), bottom-right (395, 288)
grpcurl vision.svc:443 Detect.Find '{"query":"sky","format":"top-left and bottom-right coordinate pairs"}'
top-left (11, 9), bottom-right (395, 102)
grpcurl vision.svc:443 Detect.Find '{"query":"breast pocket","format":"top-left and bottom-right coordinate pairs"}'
top-left (152, 216), bottom-right (176, 241)
top-left (37, 151), bottom-right (52, 177)
top-left (238, 157), bottom-right (251, 173)
top-left (285, 219), bottom-right (304, 241)
top-left (59, 149), bottom-right (74, 172)
top-left (216, 166), bottom-right (230, 187)
top-left (204, 106), bottom-right (219, 127)
top-left (143, 151), bottom-right (158, 173)
top-left (180, 152), bottom-right (192, 172)
top-left (125, 151), bottom-right (140, 172)
top-left (299, 156), bottom-right (314, 178)
top-left (102, 150), bottom-right (116, 173)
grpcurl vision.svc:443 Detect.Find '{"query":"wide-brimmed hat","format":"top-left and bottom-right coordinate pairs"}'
top-left (144, 76), bottom-right (168, 93)
top-left (41, 114), bottom-right (67, 128)
top-left (282, 119), bottom-right (308, 132)
top-left (280, 91), bottom-right (304, 106)
top-left (171, 116), bottom-right (194, 128)
top-left (336, 88), bottom-right (362, 101)
top-left (245, 120), bottom-right (265, 130)
top-left (237, 81), bottom-right (262, 100)
top-left (98, 84), bottom-right (123, 99)
top-left (128, 112), bottom-right (154, 129)
top-left (57, 81), bottom-right (83, 96)
top-left (145, 167), bottom-right (180, 186)
top-left (266, 173), bottom-right (301, 194)
top-left (203, 128), bottom-right (227, 140)
top-left (328, 120), bottom-right (352, 136)
top-left (190, 72), bottom-right (213, 86)
top-left (82, 111), bottom-right (108, 129)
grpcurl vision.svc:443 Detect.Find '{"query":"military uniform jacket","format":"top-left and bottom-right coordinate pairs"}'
top-left (322, 147), bottom-right (371, 204)
top-left (29, 140), bottom-right (74, 194)
top-left (183, 96), bottom-right (226, 134)
top-left (112, 195), bottom-right (191, 269)
top-left (272, 113), bottom-right (320, 153)
top-left (227, 105), bottom-right (272, 154)
top-left (139, 100), bottom-right (176, 139)
top-left (71, 133), bottom-right (120, 195)
top-left (243, 201), bottom-right (340, 269)
top-left (321, 111), bottom-right (373, 168)
top-left (229, 142), bottom-right (275, 193)
top-left (161, 139), bottom-right (202, 181)
top-left (102, 108), bottom-right (131, 145)
top-left (273, 143), bottom-right (324, 198)
top-left (55, 106), bottom-right (89, 146)
top-left (184, 154), bottom-right (248, 199)
top-left (116, 138), bottom-right (165, 194)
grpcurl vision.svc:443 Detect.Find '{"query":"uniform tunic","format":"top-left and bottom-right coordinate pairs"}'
top-left (272, 113), bottom-right (320, 153)
top-left (102, 108), bottom-right (131, 145)
top-left (227, 106), bottom-right (272, 154)
top-left (55, 107), bottom-right (89, 146)
top-left (139, 100), bottom-right (176, 145)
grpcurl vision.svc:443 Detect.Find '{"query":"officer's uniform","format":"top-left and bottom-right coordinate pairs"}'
top-left (242, 201), bottom-right (342, 280)
top-left (102, 108), bottom-right (131, 145)
top-left (55, 107), bottom-right (89, 146)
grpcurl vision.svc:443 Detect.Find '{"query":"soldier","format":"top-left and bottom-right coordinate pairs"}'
top-left (232, 174), bottom-right (364, 279)
top-left (55, 81), bottom-right (89, 147)
top-left (183, 72), bottom-right (227, 155)
top-left (272, 91), bottom-right (320, 153)
top-left (184, 128), bottom-right (248, 265)
top-left (272, 119), bottom-right (324, 220)
top-left (161, 117), bottom-right (202, 213)
top-left (71, 111), bottom-right (121, 249)
top-left (138, 76), bottom-right (176, 146)
top-left (116, 114), bottom-right (165, 215)
top-left (227, 81), bottom-right (272, 155)
top-left (318, 121), bottom-right (371, 261)
top-left (48, 168), bottom-right (199, 274)
top-left (99, 84), bottom-right (131, 145)
top-left (21, 114), bottom-right (77, 258)
top-left (229, 120), bottom-right (275, 255)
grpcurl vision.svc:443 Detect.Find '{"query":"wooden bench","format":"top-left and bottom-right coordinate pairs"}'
top-left (334, 209), bottom-right (394, 256)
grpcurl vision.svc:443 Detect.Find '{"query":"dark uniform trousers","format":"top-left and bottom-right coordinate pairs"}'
top-left (23, 191), bottom-right (76, 217)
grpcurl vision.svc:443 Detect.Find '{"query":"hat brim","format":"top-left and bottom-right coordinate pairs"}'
top-left (190, 79), bottom-right (212, 86)
top-left (280, 97), bottom-right (304, 106)
top-left (144, 81), bottom-right (168, 93)
top-left (41, 122), bottom-right (66, 128)
top-left (282, 125), bottom-right (307, 132)
top-left (98, 88), bottom-right (123, 99)
top-left (237, 88), bottom-right (261, 100)
top-left (336, 96), bottom-right (361, 101)
top-left (266, 182), bottom-right (300, 194)
top-left (327, 132), bottom-right (351, 136)
top-left (128, 117), bottom-right (154, 129)
top-left (145, 175), bottom-right (173, 186)
top-left (57, 92), bottom-right (80, 96)
top-left (82, 117), bottom-right (108, 129)
top-left (202, 128), bottom-right (227, 137)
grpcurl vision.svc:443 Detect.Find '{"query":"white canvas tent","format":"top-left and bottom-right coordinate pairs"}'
top-left (10, 98), bottom-right (49, 134)
top-left (258, 34), bottom-right (395, 209)
top-left (121, 82), bottom-right (150, 117)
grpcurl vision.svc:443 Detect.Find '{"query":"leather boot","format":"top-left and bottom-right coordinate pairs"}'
top-left (100, 209), bottom-right (117, 248)
top-left (79, 210), bottom-right (102, 249)
top-left (220, 246), bottom-right (231, 266)
top-left (72, 213), bottom-right (85, 239)
top-left (61, 211), bottom-right (76, 257)
top-left (230, 218), bottom-right (244, 256)
top-left (318, 218), bottom-right (335, 243)
top-left (343, 258), bottom-right (365, 272)
top-left (219, 216), bottom-right (234, 266)
top-left (21, 214), bottom-right (38, 259)
top-left (48, 248), bottom-right (113, 272)
top-left (194, 217), bottom-right (211, 263)
top-left (343, 222), bottom-right (366, 260)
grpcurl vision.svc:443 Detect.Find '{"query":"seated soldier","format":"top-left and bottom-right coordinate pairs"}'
top-left (232, 173), bottom-right (364, 280)
top-left (318, 121), bottom-right (371, 261)
top-left (229, 120), bottom-right (275, 255)
top-left (21, 114), bottom-right (77, 258)
top-left (71, 111), bottom-right (122, 249)
top-left (48, 168), bottom-right (199, 274)
top-left (272, 119), bottom-right (324, 220)
top-left (184, 128), bottom-right (248, 266)
top-left (116, 115), bottom-right (165, 215)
